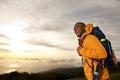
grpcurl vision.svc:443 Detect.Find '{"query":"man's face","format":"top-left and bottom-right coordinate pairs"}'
top-left (74, 24), bottom-right (85, 37)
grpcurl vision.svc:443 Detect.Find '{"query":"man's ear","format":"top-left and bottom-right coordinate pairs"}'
top-left (83, 26), bottom-right (86, 32)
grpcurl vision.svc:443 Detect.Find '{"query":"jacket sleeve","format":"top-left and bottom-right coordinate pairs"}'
top-left (80, 35), bottom-right (107, 59)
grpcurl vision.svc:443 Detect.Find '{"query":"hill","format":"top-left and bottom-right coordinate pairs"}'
top-left (0, 62), bottom-right (120, 80)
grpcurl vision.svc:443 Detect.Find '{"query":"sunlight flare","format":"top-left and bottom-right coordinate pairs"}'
top-left (0, 19), bottom-right (30, 55)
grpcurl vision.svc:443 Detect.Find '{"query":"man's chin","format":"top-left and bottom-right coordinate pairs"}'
top-left (77, 34), bottom-right (82, 37)
top-left (77, 35), bottom-right (81, 37)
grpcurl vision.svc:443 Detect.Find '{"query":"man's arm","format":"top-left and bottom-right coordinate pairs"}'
top-left (77, 46), bottom-right (82, 56)
top-left (79, 35), bottom-right (107, 59)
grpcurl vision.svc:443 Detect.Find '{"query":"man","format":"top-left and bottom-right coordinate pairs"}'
top-left (74, 22), bottom-right (110, 80)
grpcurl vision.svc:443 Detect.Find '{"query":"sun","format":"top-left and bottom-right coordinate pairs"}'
top-left (0, 19), bottom-right (59, 58)
top-left (1, 19), bottom-right (30, 55)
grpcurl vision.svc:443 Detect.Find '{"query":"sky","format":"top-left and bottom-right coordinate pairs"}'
top-left (0, 0), bottom-right (120, 73)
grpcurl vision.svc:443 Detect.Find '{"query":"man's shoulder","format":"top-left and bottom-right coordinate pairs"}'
top-left (86, 34), bottom-right (97, 39)
top-left (85, 34), bottom-right (99, 41)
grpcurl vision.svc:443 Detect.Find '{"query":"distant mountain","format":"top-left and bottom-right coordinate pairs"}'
top-left (0, 62), bottom-right (120, 80)
top-left (45, 67), bottom-right (84, 73)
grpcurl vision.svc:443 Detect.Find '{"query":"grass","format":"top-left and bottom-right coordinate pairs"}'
top-left (66, 77), bottom-right (85, 80)
top-left (66, 72), bottom-right (120, 80)
top-left (110, 72), bottom-right (120, 80)
top-left (66, 78), bottom-right (85, 80)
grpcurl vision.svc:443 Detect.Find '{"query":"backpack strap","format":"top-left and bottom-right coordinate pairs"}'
top-left (93, 62), bottom-right (101, 80)
top-left (78, 33), bottom-right (86, 46)
top-left (85, 58), bottom-right (102, 80)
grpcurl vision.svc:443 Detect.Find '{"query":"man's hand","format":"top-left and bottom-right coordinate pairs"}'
top-left (77, 46), bottom-right (82, 56)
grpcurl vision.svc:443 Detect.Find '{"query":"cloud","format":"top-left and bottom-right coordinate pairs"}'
top-left (22, 19), bottom-right (66, 33)
top-left (25, 39), bottom-right (74, 51)
top-left (0, 0), bottom-right (120, 59)
top-left (0, 57), bottom-right (81, 73)
top-left (0, 33), bottom-right (10, 53)
top-left (20, 0), bottom-right (120, 35)
top-left (0, 0), bottom-right (120, 73)
top-left (12, 0), bottom-right (120, 55)
top-left (0, 48), bottom-right (11, 53)
top-left (0, 42), bottom-right (9, 45)
top-left (46, 58), bottom-right (79, 64)
top-left (0, 33), bottom-right (10, 40)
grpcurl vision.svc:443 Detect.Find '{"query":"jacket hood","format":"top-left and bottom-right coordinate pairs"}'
top-left (79, 24), bottom-right (93, 41)
top-left (85, 24), bottom-right (93, 35)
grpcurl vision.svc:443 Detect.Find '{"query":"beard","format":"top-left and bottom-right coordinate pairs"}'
top-left (77, 33), bottom-right (83, 37)
top-left (77, 30), bottom-right (85, 37)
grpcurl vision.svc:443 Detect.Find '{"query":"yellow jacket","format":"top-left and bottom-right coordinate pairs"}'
top-left (78, 24), bottom-right (110, 80)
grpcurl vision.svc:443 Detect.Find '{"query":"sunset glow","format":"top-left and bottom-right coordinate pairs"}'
top-left (0, 19), bottom-right (30, 56)
top-left (0, 0), bottom-right (120, 74)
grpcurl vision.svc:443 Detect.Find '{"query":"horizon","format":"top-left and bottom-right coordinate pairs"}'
top-left (0, 0), bottom-right (120, 74)
top-left (0, 57), bottom-right (82, 74)
top-left (0, 57), bottom-right (119, 74)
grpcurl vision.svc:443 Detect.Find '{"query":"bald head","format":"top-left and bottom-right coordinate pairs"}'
top-left (75, 22), bottom-right (86, 28)
top-left (74, 22), bottom-right (86, 37)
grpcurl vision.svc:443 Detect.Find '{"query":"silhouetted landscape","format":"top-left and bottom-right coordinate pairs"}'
top-left (0, 62), bottom-right (120, 80)
top-left (0, 0), bottom-right (120, 80)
